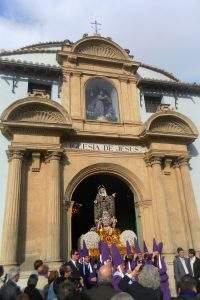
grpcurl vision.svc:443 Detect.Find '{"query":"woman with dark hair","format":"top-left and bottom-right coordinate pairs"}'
top-left (24, 274), bottom-right (43, 300)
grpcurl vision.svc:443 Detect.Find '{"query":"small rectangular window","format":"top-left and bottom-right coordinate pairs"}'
top-left (144, 95), bottom-right (162, 113)
top-left (28, 81), bottom-right (52, 97)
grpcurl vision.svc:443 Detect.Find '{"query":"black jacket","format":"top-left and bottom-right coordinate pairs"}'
top-left (194, 258), bottom-right (200, 280)
top-left (24, 286), bottom-right (43, 300)
top-left (119, 275), bottom-right (163, 300)
top-left (63, 260), bottom-right (83, 279)
top-left (86, 282), bottom-right (117, 300)
top-left (0, 279), bottom-right (21, 300)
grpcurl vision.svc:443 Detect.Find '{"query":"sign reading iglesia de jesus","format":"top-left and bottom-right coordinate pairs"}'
top-left (65, 142), bottom-right (145, 153)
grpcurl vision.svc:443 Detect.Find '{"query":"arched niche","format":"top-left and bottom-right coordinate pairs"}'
top-left (85, 77), bottom-right (119, 122)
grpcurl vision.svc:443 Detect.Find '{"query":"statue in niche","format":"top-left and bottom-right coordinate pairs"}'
top-left (94, 185), bottom-right (117, 234)
top-left (86, 88), bottom-right (117, 121)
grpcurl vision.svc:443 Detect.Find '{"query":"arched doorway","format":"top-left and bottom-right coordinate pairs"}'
top-left (71, 173), bottom-right (137, 249)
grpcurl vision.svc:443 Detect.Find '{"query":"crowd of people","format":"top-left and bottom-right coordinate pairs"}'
top-left (0, 239), bottom-right (200, 300)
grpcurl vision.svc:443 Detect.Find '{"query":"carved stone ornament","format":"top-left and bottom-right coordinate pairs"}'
top-left (6, 149), bottom-right (24, 161)
top-left (163, 158), bottom-right (172, 175)
top-left (75, 41), bottom-right (124, 60)
top-left (156, 103), bottom-right (173, 113)
top-left (28, 89), bottom-right (50, 100)
top-left (9, 103), bottom-right (66, 124)
top-left (150, 117), bottom-right (192, 135)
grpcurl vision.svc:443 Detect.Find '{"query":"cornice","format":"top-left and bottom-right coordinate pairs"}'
top-left (138, 78), bottom-right (200, 95)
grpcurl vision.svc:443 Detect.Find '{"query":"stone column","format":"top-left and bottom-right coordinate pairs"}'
top-left (179, 157), bottom-right (200, 249)
top-left (150, 156), bottom-right (173, 253)
top-left (173, 160), bottom-right (193, 248)
top-left (46, 152), bottom-right (62, 263)
top-left (1, 149), bottom-right (24, 266)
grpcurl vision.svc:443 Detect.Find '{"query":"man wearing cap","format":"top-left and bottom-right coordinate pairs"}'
top-left (0, 266), bottom-right (21, 300)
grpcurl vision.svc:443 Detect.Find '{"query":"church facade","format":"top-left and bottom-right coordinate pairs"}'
top-left (0, 35), bottom-right (200, 291)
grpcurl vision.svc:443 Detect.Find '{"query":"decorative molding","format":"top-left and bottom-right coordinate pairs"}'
top-left (9, 104), bottom-right (66, 124)
top-left (45, 150), bottom-right (63, 162)
top-left (75, 41), bottom-right (124, 60)
top-left (150, 117), bottom-right (192, 135)
top-left (6, 149), bottom-right (24, 161)
top-left (149, 156), bottom-right (162, 166)
top-left (178, 156), bottom-right (190, 167)
top-left (163, 158), bottom-right (172, 175)
top-left (28, 89), bottom-right (50, 100)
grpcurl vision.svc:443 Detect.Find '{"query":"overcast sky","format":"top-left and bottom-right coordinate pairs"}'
top-left (0, 0), bottom-right (199, 82)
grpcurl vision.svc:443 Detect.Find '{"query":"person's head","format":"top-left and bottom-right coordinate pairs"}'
top-left (33, 259), bottom-right (44, 274)
top-left (137, 253), bottom-right (143, 260)
top-left (70, 249), bottom-right (79, 262)
top-left (58, 279), bottom-right (75, 300)
top-left (16, 293), bottom-right (30, 300)
top-left (111, 292), bottom-right (134, 300)
top-left (177, 247), bottom-right (185, 258)
top-left (138, 265), bottom-right (160, 290)
top-left (27, 274), bottom-right (38, 288)
top-left (195, 250), bottom-right (200, 258)
top-left (179, 274), bottom-right (197, 293)
top-left (64, 292), bottom-right (91, 300)
top-left (8, 266), bottom-right (20, 282)
top-left (48, 270), bottom-right (59, 284)
top-left (59, 265), bottom-right (72, 278)
top-left (98, 264), bottom-right (112, 284)
top-left (42, 264), bottom-right (49, 277)
top-left (118, 263), bottom-right (125, 273)
top-left (188, 249), bottom-right (196, 259)
top-left (84, 255), bottom-right (90, 263)
top-left (0, 265), bottom-right (4, 277)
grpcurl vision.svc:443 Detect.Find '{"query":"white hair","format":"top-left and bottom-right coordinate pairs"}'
top-left (8, 266), bottom-right (20, 279)
top-left (111, 292), bottom-right (134, 300)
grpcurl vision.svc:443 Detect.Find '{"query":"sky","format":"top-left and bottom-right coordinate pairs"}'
top-left (0, 0), bottom-right (199, 80)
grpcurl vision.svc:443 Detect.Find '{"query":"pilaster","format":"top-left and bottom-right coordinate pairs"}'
top-left (46, 151), bottom-right (62, 263)
top-left (1, 149), bottom-right (24, 266)
top-left (178, 156), bottom-right (200, 249)
top-left (149, 155), bottom-right (173, 253)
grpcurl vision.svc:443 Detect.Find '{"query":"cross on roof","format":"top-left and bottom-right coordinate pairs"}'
top-left (91, 20), bottom-right (101, 35)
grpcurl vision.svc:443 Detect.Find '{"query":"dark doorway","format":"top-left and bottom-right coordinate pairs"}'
top-left (71, 173), bottom-right (136, 249)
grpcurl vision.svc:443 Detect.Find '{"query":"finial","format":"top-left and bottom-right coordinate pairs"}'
top-left (91, 20), bottom-right (101, 36)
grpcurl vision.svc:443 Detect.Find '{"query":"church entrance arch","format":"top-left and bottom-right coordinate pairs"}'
top-left (66, 165), bottom-right (143, 250)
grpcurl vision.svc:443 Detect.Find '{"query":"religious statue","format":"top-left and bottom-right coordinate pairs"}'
top-left (86, 88), bottom-right (117, 122)
top-left (94, 185), bottom-right (117, 234)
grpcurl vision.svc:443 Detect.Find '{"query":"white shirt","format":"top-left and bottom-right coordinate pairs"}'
top-left (180, 257), bottom-right (189, 274)
top-left (190, 256), bottom-right (196, 275)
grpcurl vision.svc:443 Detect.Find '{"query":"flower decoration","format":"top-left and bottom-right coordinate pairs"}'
top-left (80, 231), bottom-right (100, 249)
top-left (120, 230), bottom-right (137, 247)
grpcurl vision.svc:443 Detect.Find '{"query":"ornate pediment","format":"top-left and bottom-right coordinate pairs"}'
top-left (150, 116), bottom-right (192, 135)
top-left (143, 109), bottom-right (198, 142)
top-left (9, 103), bottom-right (66, 124)
top-left (75, 41), bottom-right (125, 60)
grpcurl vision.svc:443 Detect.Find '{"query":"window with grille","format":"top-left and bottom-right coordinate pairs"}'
top-left (144, 95), bottom-right (162, 113)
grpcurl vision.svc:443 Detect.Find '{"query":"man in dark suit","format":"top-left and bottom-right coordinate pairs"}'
top-left (0, 267), bottom-right (21, 300)
top-left (188, 248), bottom-right (200, 292)
top-left (173, 247), bottom-right (192, 291)
top-left (64, 249), bottom-right (83, 279)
